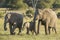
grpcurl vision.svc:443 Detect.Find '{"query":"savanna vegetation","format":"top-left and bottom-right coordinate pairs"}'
top-left (0, 0), bottom-right (60, 40)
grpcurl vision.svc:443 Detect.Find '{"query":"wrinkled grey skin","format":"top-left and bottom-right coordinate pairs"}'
top-left (23, 21), bottom-right (36, 35)
top-left (35, 9), bottom-right (57, 35)
top-left (4, 12), bottom-right (23, 35)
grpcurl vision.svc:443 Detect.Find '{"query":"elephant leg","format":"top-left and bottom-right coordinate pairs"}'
top-left (45, 26), bottom-right (47, 35)
top-left (48, 27), bottom-right (51, 34)
top-left (17, 27), bottom-right (22, 35)
top-left (17, 22), bottom-right (23, 35)
top-left (18, 25), bottom-right (23, 35)
top-left (52, 27), bottom-right (54, 32)
top-left (53, 27), bottom-right (57, 34)
top-left (33, 22), bottom-right (37, 35)
top-left (9, 23), bottom-right (14, 35)
top-left (44, 25), bottom-right (48, 35)
top-left (32, 24), bottom-right (36, 35)
top-left (37, 20), bottom-right (40, 35)
top-left (34, 29), bottom-right (37, 35)
top-left (12, 26), bottom-right (16, 35)
top-left (45, 22), bottom-right (49, 35)
top-left (31, 30), bottom-right (34, 35)
top-left (26, 27), bottom-right (29, 35)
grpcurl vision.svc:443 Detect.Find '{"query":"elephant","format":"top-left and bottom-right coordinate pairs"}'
top-left (23, 20), bottom-right (36, 35)
top-left (57, 12), bottom-right (60, 19)
top-left (35, 8), bottom-right (57, 35)
top-left (4, 12), bottom-right (23, 35)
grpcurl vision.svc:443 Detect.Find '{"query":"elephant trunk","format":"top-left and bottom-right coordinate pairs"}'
top-left (4, 17), bottom-right (7, 31)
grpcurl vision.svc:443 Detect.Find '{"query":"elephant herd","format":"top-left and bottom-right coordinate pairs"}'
top-left (4, 8), bottom-right (57, 35)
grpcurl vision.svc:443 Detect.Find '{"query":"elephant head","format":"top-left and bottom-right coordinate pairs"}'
top-left (4, 13), bottom-right (11, 31)
top-left (35, 9), bottom-right (43, 20)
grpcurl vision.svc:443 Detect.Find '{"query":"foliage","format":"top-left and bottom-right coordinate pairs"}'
top-left (2, 0), bottom-right (28, 9)
top-left (23, 0), bottom-right (60, 8)
top-left (53, 0), bottom-right (60, 8)
top-left (15, 0), bottom-right (28, 9)
top-left (0, 0), bottom-right (60, 9)
top-left (26, 9), bottom-right (34, 18)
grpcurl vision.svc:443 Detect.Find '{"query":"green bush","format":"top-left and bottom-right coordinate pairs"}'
top-left (16, 0), bottom-right (28, 9)
top-left (26, 9), bottom-right (34, 18)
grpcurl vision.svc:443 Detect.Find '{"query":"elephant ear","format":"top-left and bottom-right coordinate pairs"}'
top-left (38, 9), bottom-right (42, 13)
top-left (7, 13), bottom-right (11, 19)
top-left (38, 9), bottom-right (43, 15)
top-left (38, 9), bottom-right (43, 19)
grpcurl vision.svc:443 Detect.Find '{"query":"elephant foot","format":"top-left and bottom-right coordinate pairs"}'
top-left (45, 33), bottom-right (48, 35)
top-left (4, 27), bottom-right (7, 31)
top-left (35, 33), bottom-right (39, 35)
top-left (55, 32), bottom-right (57, 34)
top-left (17, 32), bottom-right (22, 35)
top-left (10, 32), bottom-right (15, 35)
top-left (17, 33), bottom-right (19, 35)
top-left (26, 33), bottom-right (30, 35)
top-left (36, 33), bottom-right (38, 35)
top-left (26, 32), bottom-right (30, 35)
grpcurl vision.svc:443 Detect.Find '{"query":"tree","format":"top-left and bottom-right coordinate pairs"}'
top-left (23, 0), bottom-right (56, 9)
top-left (0, 0), bottom-right (5, 7)
top-left (53, 0), bottom-right (60, 8)
top-left (3, 0), bottom-right (28, 9)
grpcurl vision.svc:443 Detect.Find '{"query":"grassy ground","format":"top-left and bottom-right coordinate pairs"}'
top-left (0, 8), bottom-right (60, 40)
top-left (0, 17), bottom-right (60, 40)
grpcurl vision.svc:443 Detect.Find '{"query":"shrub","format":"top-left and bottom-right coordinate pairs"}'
top-left (26, 9), bottom-right (34, 18)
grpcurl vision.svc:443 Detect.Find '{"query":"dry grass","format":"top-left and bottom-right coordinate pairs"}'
top-left (0, 8), bottom-right (60, 40)
top-left (0, 18), bottom-right (60, 40)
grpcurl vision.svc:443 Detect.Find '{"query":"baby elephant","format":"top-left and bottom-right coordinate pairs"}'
top-left (23, 21), bottom-right (36, 35)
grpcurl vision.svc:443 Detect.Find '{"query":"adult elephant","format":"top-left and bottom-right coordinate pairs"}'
top-left (4, 12), bottom-right (23, 35)
top-left (35, 9), bottom-right (57, 35)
